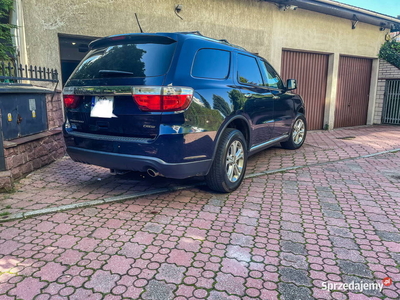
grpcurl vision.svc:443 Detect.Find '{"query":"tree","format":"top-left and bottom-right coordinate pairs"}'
top-left (212, 95), bottom-right (231, 117)
top-left (228, 89), bottom-right (246, 111)
top-left (72, 44), bottom-right (146, 79)
top-left (0, 0), bottom-right (17, 60)
top-left (379, 39), bottom-right (400, 69)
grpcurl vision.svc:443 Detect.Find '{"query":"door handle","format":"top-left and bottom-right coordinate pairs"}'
top-left (244, 93), bottom-right (252, 98)
top-left (273, 95), bottom-right (280, 100)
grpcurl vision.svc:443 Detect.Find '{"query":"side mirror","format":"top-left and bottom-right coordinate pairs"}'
top-left (286, 79), bottom-right (297, 90)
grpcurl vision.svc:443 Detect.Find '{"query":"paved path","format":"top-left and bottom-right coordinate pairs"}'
top-left (0, 125), bottom-right (400, 299)
top-left (1, 125), bottom-right (400, 219)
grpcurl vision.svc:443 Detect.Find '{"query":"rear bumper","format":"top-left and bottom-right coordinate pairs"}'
top-left (67, 146), bottom-right (212, 179)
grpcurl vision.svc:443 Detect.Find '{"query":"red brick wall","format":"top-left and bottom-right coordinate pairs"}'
top-left (4, 132), bottom-right (65, 180)
top-left (46, 91), bottom-right (64, 129)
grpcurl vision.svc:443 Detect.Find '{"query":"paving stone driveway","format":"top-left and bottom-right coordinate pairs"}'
top-left (1, 125), bottom-right (400, 218)
top-left (0, 125), bottom-right (400, 299)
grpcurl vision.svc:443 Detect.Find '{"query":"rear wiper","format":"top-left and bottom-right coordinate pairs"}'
top-left (98, 70), bottom-right (134, 76)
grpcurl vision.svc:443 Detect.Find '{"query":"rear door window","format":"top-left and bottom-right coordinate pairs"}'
top-left (237, 54), bottom-right (263, 86)
top-left (192, 49), bottom-right (230, 79)
top-left (70, 42), bottom-right (176, 79)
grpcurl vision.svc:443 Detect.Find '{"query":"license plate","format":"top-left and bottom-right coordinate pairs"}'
top-left (90, 96), bottom-right (116, 118)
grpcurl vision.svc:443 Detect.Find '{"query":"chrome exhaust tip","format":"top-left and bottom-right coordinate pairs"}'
top-left (147, 168), bottom-right (159, 177)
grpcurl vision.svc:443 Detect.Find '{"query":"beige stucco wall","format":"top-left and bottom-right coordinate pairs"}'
top-left (21, 0), bottom-right (386, 74)
top-left (19, 0), bottom-right (388, 129)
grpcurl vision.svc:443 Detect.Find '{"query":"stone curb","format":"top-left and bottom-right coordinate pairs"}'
top-left (0, 184), bottom-right (202, 223)
top-left (1, 147), bottom-right (399, 223)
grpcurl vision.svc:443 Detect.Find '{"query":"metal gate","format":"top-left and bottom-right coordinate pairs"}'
top-left (281, 50), bottom-right (328, 130)
top-left (334, 56), bottom-right (372, 128)
top-left (382, 80), bottom-right (400, 125)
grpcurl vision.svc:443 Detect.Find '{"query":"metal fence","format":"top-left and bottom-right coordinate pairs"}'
top-left (382, 80), bottom-right (400, 125)
top-left (0, 61), bottom-right (58, 83)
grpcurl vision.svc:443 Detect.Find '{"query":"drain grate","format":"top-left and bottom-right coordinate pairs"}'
top-left (336, 136), bottom-right (356, 140)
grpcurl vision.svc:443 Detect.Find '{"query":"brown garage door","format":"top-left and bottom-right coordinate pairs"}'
top-left (281, 50), bottom-right (329, 130)
top-left (334, 56), bottom-right (372, 128)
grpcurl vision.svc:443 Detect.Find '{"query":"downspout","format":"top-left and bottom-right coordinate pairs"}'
top-left (10, 0), bottom-right (28, 68)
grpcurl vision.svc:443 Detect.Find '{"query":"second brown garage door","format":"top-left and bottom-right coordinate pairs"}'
top-left (281, 50), bottom-right (329, 130)
top-left (334, 56), bottom-right (372, 128)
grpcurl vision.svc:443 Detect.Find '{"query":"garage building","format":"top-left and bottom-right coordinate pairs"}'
top-left (8, 0), bottom-right (400, 129)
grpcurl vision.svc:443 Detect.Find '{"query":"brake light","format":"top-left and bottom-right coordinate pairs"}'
top-left (63, 95), bottom-right (81, 109)
top-left (134, 95), bottom-right (163, 111)
top-left (110, 36), bottom-right (126, 41)
top-left (132, 86), bottom-right (193, 112)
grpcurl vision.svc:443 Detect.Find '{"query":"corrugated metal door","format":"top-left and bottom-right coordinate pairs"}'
top-left (382, 80), bottom-right (400, 125)
top-left (281, 50), bottom-right (328, 130)
top-left (334, 56), bottom-right (372, 128)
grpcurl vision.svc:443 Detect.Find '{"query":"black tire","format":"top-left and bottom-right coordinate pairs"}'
top-left (281, 114), bottom-right (307, 150)
top-left (206, 128), bottom-right (248, 193)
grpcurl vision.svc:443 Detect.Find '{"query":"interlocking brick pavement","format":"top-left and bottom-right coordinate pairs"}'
top-left (0, 125), bottom-right (400, 299)
top-left (1, 125), bottom-right (400, 218)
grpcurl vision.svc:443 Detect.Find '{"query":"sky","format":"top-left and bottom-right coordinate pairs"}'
top-left (338, 0), bottom-right (399, 17)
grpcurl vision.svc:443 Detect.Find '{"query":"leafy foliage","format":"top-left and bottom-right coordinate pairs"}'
top-left (0, 0), bottom-right (17, 60)
top-left (185, 100), bottom-right (224, 131)
top-left (228, 89), bottom-right (246, 111)
top-left (379, 40), bottom-right (400, 69)
top-left (213, 94), bottom-right (231, 117)
top-left (72, 44), bottom-right (146, 79)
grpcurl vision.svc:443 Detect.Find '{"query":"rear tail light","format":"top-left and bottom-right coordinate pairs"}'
top-left (133, 86), bottom-right (193, 112)
top-left (63, 95), bottom-right (81, 109)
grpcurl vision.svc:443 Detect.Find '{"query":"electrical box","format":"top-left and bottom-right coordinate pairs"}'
top-left (0, 85), bottom-right (50, 141)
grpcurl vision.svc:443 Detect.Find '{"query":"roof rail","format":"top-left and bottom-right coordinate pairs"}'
top-left (176, 31), bottom-right (204, 36)
top-left (176, 31), bottom-right (247, 51)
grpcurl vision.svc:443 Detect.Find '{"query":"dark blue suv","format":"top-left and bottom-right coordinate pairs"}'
top-left (63, 32), bottom-right (306, 193)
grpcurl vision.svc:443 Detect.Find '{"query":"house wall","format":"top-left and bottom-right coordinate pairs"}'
top-left (21, 0), bottom-right (385, 72)
top-left (19, 0), bottom-right (388, 129)
top-left (374, 59), bottom-right (400, 124)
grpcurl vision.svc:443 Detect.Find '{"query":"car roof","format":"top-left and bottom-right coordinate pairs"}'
top-left (89, 31), bottom-right (258, 56)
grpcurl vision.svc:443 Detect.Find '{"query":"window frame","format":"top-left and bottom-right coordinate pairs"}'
top-left (259, 59), bottom-right (285, 91)
top-left (70, 41), bottom-right (177, 80)
top-left (191, 48), bottom-right (231, 80)
top-left (236, 53), bottom-right (265, 87)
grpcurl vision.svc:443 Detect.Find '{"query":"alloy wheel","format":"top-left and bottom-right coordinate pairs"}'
top-left (293, 118), bottom-right (305, 145)
top-left (225, 140), bottom-right (244, 182)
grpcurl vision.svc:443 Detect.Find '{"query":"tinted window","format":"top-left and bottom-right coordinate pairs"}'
top-left (70, 42), bottom-right (176, 79)
top-left (192, 49), bottom-right (230, 79)
top-left (237, 54), bottom-right (263, 86)
top-left (261, 61), bottom-right (284, 89)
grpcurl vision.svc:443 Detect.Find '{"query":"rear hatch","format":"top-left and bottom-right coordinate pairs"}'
top-left (63, 34), bottom-right (178, 139)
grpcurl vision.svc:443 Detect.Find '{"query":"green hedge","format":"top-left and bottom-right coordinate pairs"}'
top-left (379, 40), bottom-right (400, 69)
top-left (0, 0), bottom-right (16, 60)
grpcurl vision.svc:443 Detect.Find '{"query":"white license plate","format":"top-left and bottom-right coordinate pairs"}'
top-left (90, 96), bottom-right (115, 118)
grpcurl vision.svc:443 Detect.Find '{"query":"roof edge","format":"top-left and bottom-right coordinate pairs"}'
top-left (315, 0), bottom-right (400, 23)
top-left (264, 0), bottom-right (400, 31)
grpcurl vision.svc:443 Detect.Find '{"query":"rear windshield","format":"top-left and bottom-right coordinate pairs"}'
top-left (70, 42), bottom-right (176, 79)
